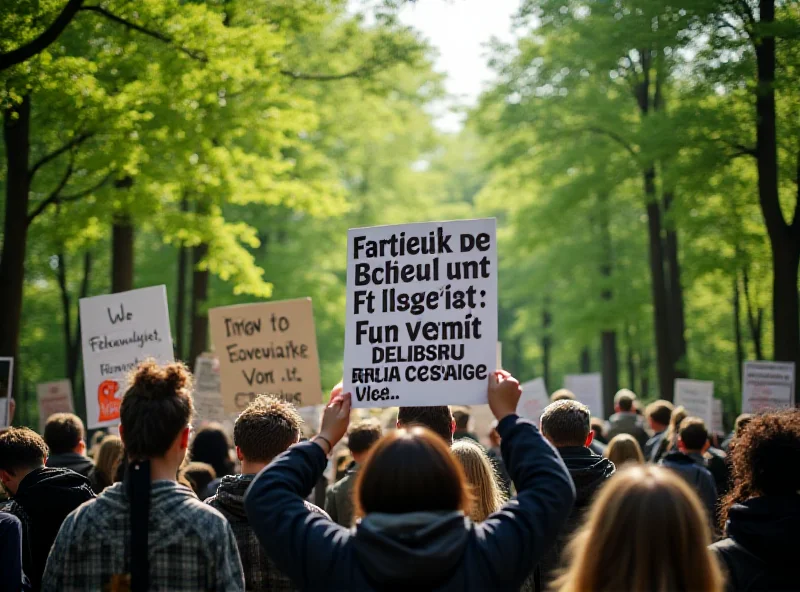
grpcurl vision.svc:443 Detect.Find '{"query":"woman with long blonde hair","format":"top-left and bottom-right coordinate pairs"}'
top-left (451, 439), bottom-right (506, 522)
top-left (553, 465), bottom-right (724, 592)
top-left (605, 434), bottom-right (644, 467)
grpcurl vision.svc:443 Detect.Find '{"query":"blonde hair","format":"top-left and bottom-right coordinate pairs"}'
top-left (605, 434), bottom-right (644, 467)
top-left (552, 465), bottom-right (724, 592)
top-left (94, 435), bottom-right (124, 491)
top-left (451, 439), bottom-right (505, 522)
top-left (656, 405), bottom-right (688, 460)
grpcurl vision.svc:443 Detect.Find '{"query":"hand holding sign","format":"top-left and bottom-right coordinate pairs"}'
top-left (488, 370), bottom-right (521, 421)
top-left (317, 384), bottom-right (351, 452)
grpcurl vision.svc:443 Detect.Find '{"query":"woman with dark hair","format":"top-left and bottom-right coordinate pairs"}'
top-left (189, 423), bottom-right (235, 479)
top-left (245, 371), bottom-right (576, 591)
top-left (710, 409), bottom-right (799, 591)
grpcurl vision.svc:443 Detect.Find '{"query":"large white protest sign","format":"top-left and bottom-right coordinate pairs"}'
top-left (674, 379), bottom-right (714, 428)
top-left (712, 398), bottom-right (724, 435)
top-left (518, 378), bottom-right (549, 423)
top-left (36, 380), bottom-right (74, 432)
top-left (0, 357), bottom-right (13, 429)
top-left (742, 361), bottom-right (795, 413)
top-left (344, 219), bottom-right (498, 408)
top-left (564, 373), bottom-right (603, 418)
top-left (193, 354), bottom-right (226, 424)
top-left (80, 286), bottom-right (174, 429)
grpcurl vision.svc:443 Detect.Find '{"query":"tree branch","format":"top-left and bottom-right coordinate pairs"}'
top-left (28, 157), bottom-right (75, 225)
top-left (0, 0), bottom-right (85, 72)
top-left (280, 58), bottom-right (381, 81)
top-left (582, 126), bottom-right (639, 160)
top-left (27, 170), bottom-right (112, 224)
top-left (29, 132), bottom-right (94, 181)
top-left (79, 5), bottom-right (208, 62)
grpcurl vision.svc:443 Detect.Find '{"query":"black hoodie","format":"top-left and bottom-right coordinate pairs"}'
top-left (5, 467), bottom-right (95, 590)
top-left (710, 495), bottom-right (800, 592)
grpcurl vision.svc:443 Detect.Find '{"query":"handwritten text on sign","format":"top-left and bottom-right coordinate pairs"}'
top-left (344, 219), bottom-right (498, 408)
top-left (79, 286), bottom-right (174, 429)
top-left (209, 298), bottom-right (323, 414)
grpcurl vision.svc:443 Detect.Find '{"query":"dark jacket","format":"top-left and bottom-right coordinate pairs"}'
top-left (538, 447), bottom-right (616, 583)
top-left (244, 415), bottom-right (576, 591)
top-left (605, 412), bottom-right (650, 449)
top-left (207, 474), bottom-right (327, 591)
top-left (325, 463), bottom-right (359, 527)
top-left (710, 495), bottom-right (800, 592)
top-left (643, 430), bottom-right (666, 462)
top-left (0, 512), bottom-right (30, 592)
top-left (659, 451), bottom-right (717, 522)
top-left (45, 452), bottom-right (95, 483)
top-left (705, 446), bottom-right (730, 498)
top-left (4, 467), bottom-right (95, 590)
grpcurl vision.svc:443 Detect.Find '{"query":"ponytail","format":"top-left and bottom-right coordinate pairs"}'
top-left (124, 459), bottom-right (151, 592)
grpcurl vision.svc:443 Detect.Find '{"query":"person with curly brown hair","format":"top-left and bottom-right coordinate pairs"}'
top-left (710, 408), bottom-right (799, 591)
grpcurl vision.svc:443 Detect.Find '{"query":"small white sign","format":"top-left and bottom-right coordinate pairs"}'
top-left (0, 357), bottom-right (13, 429)
top-left (518, 378), bottom-right (549, 423)
top-left (193, 354), bottom-right (226, 425)
top-left (712, 398), bottom-right (724, 435)
top-left (80, 286), bottom-right (174, 429)
top-left (564, 373), bottom-right (603, 418)
top-left (674, 379), bottom-right (714, 428)
top-left (36, 380), bottom-right (75, 432)
top-left (344, 219), bottom-right (498, 408)
top-left (742, 361), bottom-right (795, 413)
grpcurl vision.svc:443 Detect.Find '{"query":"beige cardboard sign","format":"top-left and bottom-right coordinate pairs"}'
top-left (209, 298), bottom-right (323, 414)
top-left (37, 380), bottom-right (75, 432)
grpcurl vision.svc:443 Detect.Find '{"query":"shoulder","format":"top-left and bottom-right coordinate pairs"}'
top-left (329, 473), bottom-right (355, 494)
top-left (182, 496), bottom-right (233, 532)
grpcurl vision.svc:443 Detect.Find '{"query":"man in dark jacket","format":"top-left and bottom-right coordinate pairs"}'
top-left (42, 413), bottom-right (96, 486)
top-left (0, 512), bottom-right (30, 591)
top-left (0, 427), bottom-right (95, 589)
top-left (326, 419), bottom-right (382, 527)
top-left (538, 399), bottom-right (616, 584)
top-left (207, 396), bottom-right (329, 590)
top-left (604, 389), bottom-right (650, 449)
top-left (397, 406), bottom-right (455, 445)
top-left (659, 417), bottom-right (717, 524)
top-left (643, 399), bottom-right (673, 461)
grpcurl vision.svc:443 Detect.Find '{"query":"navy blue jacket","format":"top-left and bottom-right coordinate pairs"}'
top-left (0, 512), bottom-right (30, 592)
top-left (245, 415), bottom-right (576, 591)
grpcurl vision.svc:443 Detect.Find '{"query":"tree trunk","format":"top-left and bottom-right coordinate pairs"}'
top-left (55, 252), bottom-right (92, 393)
top-left (663, 192), bottom-right (688, 377)
top-left (733, 273), bottom-right (744, 390)
top-left (626, 325), bottom-right (637, 393)
top-left (542, 304), bottom-right (552, 389)
top-left (0, 96), bottom-right (31, 363)
top-left (580, 347), bottom-right (591, 373)
top-left (742, 265), bottom-right (765, 359)
top-left (640, 348), bottom-right (651, 399)
top-left (188, 243), bottom-right (209, 365)
top-left (175, 196), bottom-right (190, 361)
top-left (111, 214), bottom-right (134, 293)
top-left (601, 331), bottom-right (619, 417)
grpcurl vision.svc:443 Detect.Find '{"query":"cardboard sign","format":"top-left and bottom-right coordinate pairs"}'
top-left (193, 354), bottom-right (226, 424)
top-left (36, 380), bottom-right (74, 432)
top-left (712, 398), bottom-right (724, 435)
top-left (344, 219), bottom-right (498, 408)
top-left (674, 379), bottom-right (714, 428)
top-left (209, 298), bottom-right (323, 414)
top-left (564, 373), bottom-right (603, 418)
top-left (742, 361), bottom-right (795, 413)
top-left (0, 357), bottom-right (13, 429)
top-left (79, 286), bottom-right (174, 429)
top-left (518, 378), bottom-right (549, 424)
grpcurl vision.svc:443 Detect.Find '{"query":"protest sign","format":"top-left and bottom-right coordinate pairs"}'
top-left (79, 286), bottom-right (174, 429)
top-left (518, 378), bottom-right (549, 423)
top-left (0, 357), bottom-right (13, 429)
top-left (344, 218), bottom-right (498, 408)
top-left (36, 380), bottom-right (74, 432)
top-left (742, 361), bottom-right (795, 413)
top-left (193, 353), bottom-right (226, 424)
top-left (209, 298), bottom-right (323, 414)
top-left (674, 379), bottom-right (714, 428)
top-left (712, 398), bottom-right (724, 435)
top-left (564, 373), bottom-right (603, 418)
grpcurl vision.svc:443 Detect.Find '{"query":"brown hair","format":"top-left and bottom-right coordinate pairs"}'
top-left (553, 465), bottom-right (724, 592)
top-left (347, 419), bottom-right (382, 454)
top-left (605, 434), bottom-right (644, 467)
top-left (397, 406), bottom-right (454, 444)
top-left (541, 400), bottom-right (591, 447)
top-left (0, 427), bottom-right (47, 474)
top-left (550, 389), bottom-right (575, 403)
top-left (43, 412), bottom-right (85, 454)
top-left (94, 435), bottom-right (124, 491)
top-left (614, 389), bottom-right (637, 412)
top-left (656, 405), bottom-right (688, 459)
top-left (452, 408), bottom-right (471, 430)
top-left (180, 461), bottom-right (217, 498)
top-left (645, 400), bottom-right (674, 427)
top-left (452, 439), bottom-right (505, 522)
top-left (234, 395), bottom-right (301, 463)
top-left (120, 360), bottom-right (194, 459)
top-left (720, 409), bottom-right (800, 530)
top-left (679, 417), bottom-right (709, 451)
top-left (355, 427), bottom-right (470, 517)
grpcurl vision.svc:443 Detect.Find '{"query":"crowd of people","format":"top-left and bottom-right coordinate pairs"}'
top-left (0, 360), bottom-right (797, 591)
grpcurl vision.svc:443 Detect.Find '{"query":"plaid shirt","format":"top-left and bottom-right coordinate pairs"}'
top-left (41, 480), bottom-right (244, 591)
top-left (206, 474), bottom-right (328, 591)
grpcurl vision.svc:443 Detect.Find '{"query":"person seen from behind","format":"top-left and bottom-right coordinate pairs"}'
top-left (720, 413), bottom-right (753, 452)
top-left (554, 465), bottom-right (724, 592)
top-left (643, 399), bottom-right (674, 461)
top-left (452, 408), bottom-right (479, 442)
top-left (189, 423), bottom-right (235, 499)
top-left (43, 413), bottom-right (97, 487)
top-left (180, 461), bottom-right (216, 499)
top-left (0, 511), bottom-right (30, 592)
top-left (396, 405), bottom-right (455, 445)
top-left (605, 434), bottom-right (644, 467)
top-left (0, 427), bottom-right (95, 590)
top-left (451, 439), bottom-right (506, 522)
top-left (42, 360), bottom-right (244, 591)
top-left (90, 435), bottom-right (124, 493)
top-left (604, 389), bottom-right (649, 449)
top-left (653, 405), bottom-right (689, 462)
top-left (244, 371), bottom-right (576, 591)
top-left (326, 418), bottom-right (382, 527)
top-left (710, 409), bottom-right (799, 591)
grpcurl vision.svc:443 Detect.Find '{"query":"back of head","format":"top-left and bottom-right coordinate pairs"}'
top-left (43, 413), bottom-right (85, 455)
top-left (541, 400), bottom-right (591, 448)
top-left (614, 389), bottom-right (637, 412)
top-left (590, 418), bottom-right (605, 439)
top-left (397, 406), bottom-right (454, 445)
top-left (555, 465), bottom-right (723, 592)
top-left (645, 400), bottom-right (674, 428)
top-left (0, 427), bottom-right (47, 476)
top-left (347, 419), bottom-right (382, 455)
top-left (605, 434), bottom-right (644, 467)
top-left (678, 417), bottom-right (709, 452)
top-left (234, 395), bottom-right (301, 464)
top-left (452, 408), bottom-right (471, 431)
top-left (734, 413), bottom-right (753, 436)
top-left (451, 439), bottom-right (504, 522)
top-left (550, 389), bottom-right (576, 403)
top-left (95, 435), bottom-right (124, 485)
top-left (180, 461), bottom-right (217, 498)
top-left (190, 423), bottom-right (233, 478)
top-left (356, 427), bottom-right (469, 517)
top-left (120, 360), bottom-right (194, 460)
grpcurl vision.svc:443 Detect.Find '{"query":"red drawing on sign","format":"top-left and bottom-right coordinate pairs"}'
top-left (98, 380), bottom-right (121, 422)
